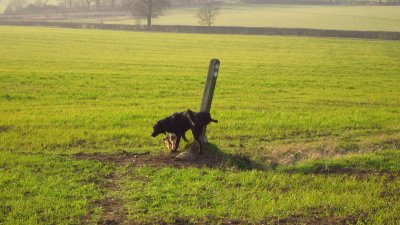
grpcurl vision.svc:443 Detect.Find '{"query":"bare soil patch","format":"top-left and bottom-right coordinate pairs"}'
top-left (74, 149), bottom-right (224, 169)
top-left (81, 171), bottom-right (128, 225)
top-left (96, 198), bottom-right (126, 225)
top-left (74, 143), bottom-right (259, 170)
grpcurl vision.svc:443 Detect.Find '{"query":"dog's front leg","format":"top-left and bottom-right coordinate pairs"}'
top-left (173, 135), bottom-right (181, 152)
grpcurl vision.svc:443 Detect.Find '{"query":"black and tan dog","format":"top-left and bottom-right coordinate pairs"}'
top-left (151, 110), bottom-right (218, 154)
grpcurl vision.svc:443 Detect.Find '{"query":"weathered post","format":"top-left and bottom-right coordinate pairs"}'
top-left (200, 59), bottom-right (220, 143)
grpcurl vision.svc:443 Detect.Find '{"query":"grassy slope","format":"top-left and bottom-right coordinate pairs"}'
top-left (0, 26), bottom-right (399, 157)
top-left (0, 26), bottom-right (399, 223)
top-left (94, 5), bottom-right (400, 32)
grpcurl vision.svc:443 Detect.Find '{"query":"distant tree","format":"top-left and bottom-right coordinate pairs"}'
top-left (129, 0), bottom-right (170, 29)
top-left (195, 0), bottom-right (221, 27)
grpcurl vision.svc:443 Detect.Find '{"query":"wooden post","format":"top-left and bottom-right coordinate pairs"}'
top-left (200, 59), bottom-right (220, 143)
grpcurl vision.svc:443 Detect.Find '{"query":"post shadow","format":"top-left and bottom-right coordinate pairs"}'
top-left (182, 142), bottom-right (266, 171)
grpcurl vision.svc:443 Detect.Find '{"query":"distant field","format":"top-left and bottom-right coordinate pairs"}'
top-left (86, 5), bottom-right (400, 32)
top-left (0, 26), bottom-right (399, 224)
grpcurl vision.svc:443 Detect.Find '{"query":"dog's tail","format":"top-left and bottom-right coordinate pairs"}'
top-left (210, 118), bottom-right (218, 123)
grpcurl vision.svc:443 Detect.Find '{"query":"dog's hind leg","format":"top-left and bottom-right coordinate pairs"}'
top-left (191, 127), bottom-right (203, 155)
top-left (195, 136), bottom-right (203, 155)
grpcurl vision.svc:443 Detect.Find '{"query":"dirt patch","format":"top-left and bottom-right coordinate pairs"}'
top-left (82, 197), bottom-right (127, 225)
top-left (75, 151), bottom-right (150, 166)
top-left (96, 198), bottom-right (126, 225)
top-left (74, 143), bottom-right (261, 170)
top-left (81, 171), bottom-right (128, 225)
top-left (74, 149), bottom-right (224, 169)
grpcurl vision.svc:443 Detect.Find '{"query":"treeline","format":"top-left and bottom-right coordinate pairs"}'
top-left (1, 20), bottom-right (399, 40)
top-left (3, 0), bottom-right (228, 14)
top-left (3, 0), bottom-right (399, 15)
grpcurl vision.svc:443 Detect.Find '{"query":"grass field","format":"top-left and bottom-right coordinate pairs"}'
top-left (0, 26), bottom-right (399, 224)
top-left (82, 5), bottom-right (400, 32)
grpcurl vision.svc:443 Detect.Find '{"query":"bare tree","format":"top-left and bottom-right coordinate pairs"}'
top-left (129, 0), bottom-right (170, 30)
top-left (195, 0), bottom-right (221, 27)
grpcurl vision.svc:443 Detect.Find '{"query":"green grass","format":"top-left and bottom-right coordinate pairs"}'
top-left (118, 164), bottom-right (400, 224)
top-left (0, 26), bottom-right (399, 223)
top-left (113, 150), bottom-right (400, 224)
top-left (0, 26), bottom-right (399, 157)
top-left (0, 152), bottom-right (115, 224)
top-left (79, 5), bottom-right (400, 32)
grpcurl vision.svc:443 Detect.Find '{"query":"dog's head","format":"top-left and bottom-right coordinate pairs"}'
top-left (151, 121), bottom-right (166, 137)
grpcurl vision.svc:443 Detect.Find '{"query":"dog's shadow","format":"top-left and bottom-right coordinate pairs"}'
top-left (179, 142), bottom-right (265, 171)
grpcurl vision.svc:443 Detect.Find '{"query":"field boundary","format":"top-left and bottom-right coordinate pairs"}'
top-left (1, 20), bottom-right (400, 40)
